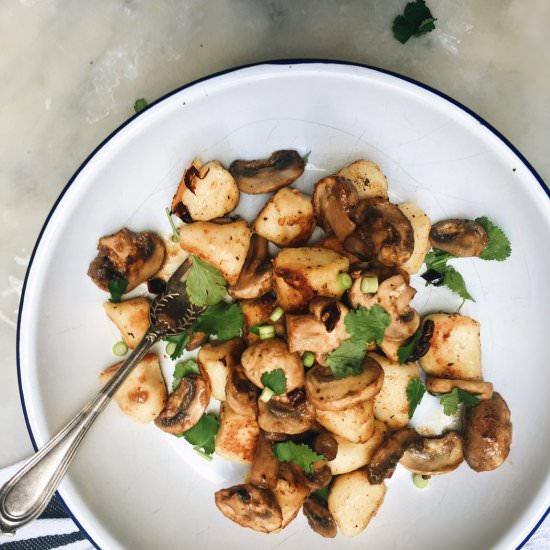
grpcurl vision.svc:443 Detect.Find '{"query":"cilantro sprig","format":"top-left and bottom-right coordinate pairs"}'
top-left (177, 413), bottom-right (219, 459)
top-left (422, 250), bottom-right (475, 302)
top-left (476, 217), bottom-right (511, 261)
top-left (393, 0), bottom-right (437, 44)
top-left (261, 369), bottom-right (287, 395)
top-left (273, 441), bottom-right (325, 474)
top-left (397, 328), bottom-right (422, 364)
top-left (440, 388), bottom-right (480, 416)
top-left (193, 302), bottom-right (243, 340)
top-left (172, 359), bottom-right (200, 390)
top-left (327, 305), bottom-right (391, 379)
top-left (108, 279), bottom-right (128, 303)
top-left (186, 256), bottom-right (228, 306)
top-left (407, 378), bottom-right (426, 419)
top-left (165, 332), bottom-right (190, 361)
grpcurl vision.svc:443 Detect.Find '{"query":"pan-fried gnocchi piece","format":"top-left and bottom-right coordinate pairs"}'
top-left (197, 338), bottom-right (245, 401)
top-left (179, 220), bottom-right (251, 285)
top-left (215, 403), bottom-right (260, 464)
top-left (254, 188), bottom-right (315, 247)
top-left (171, 159), bottom-right (239, 221)
top-left (154, 232), bottom-right (189, 281)
top-left (329, 420), bottom-right (388, 475)
top-left (273, 247), bottom-right (349, 312)
top-left (328, 470), bottom-right (387, 537)
top-left (272, 463), bottom-right (310, 528)
top-left (419, 313), bottom-right (482, 380)
top-left (316, 400), bottom-right (375, 443)
top-left (371, 353), bottom-right (420, 429)
top-left (398, 203), bottom-right (431, 274)
top-left (337, 159), bottom-right (388, 200)
top-left (103, 297), bottom-right (150, 349)
top-left (99, 353), bottom-right (167, 424)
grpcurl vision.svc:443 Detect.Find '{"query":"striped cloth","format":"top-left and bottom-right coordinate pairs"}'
top-left (0, 461), bottom-right (90, 549)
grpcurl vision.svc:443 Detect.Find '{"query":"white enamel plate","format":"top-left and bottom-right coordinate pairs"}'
top-left (17, 62), bottom-right (550, 549)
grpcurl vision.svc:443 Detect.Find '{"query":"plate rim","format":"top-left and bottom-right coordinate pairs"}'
top-left (15, 58), bottom-right (550, 550)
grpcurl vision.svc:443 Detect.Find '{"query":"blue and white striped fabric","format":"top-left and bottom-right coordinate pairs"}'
top-left (0, 461), bottom-right (90, 549)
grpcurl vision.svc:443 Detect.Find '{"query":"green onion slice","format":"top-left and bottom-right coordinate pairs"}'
top-left (269, 306), bottom-right (284, 322)
top-left (112, 341), bottom-right (128, 357)
top-left (258, 324), bottom-right (276, 340)
top-left (413, 473), bottom-right (429, 489)
top-left (302, 351), bottom-right (315, 368)
top-left (337, 272), bottom-right (353, 291)
top-left (361, 276), bottom-right (379, 294)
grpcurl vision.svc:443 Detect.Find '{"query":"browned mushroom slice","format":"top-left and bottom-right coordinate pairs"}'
top-left (303, 495), bottom-right (337, 538)
top-left (426, 376), bottom-right (493, 400)
top-left (258, 389), bottom-right (316, 435)
top-left (273, 462), bottom-right (311, 528)
top-left (365, 428), bottom-right (422, 484)
top-left (303, 464), bottom-right (332, 491)
top-left (429, 219), bottom-right (489, 257)
top-left (229, 234), bottom-right (273, 300)
top-left (305, 359), bottom-right (384, 412)
top-left (154, 374), bottom-right (210, 435)
top-left (225, 365), bottom-right (259, 418)
top-left (214, 484), bottom-right (283, 533)
top-left (249, 432), bottom-right (280, 489)
top-left (344, 198), bottom-right (414, 266)
top-left (312, 176), bottom-right (359, 241)
top-left (400, 431), bottom-right (464, 475)
top-left (88, 228), bottom-right (165, 292)
top-left (186, 331), bottom-right (209, 351)
top-left (315, 234), bottom-right (361, 263)
top-left (229, 150), bottom-right (305, 194)
top-left (311, 431), bottom-right (339, 461)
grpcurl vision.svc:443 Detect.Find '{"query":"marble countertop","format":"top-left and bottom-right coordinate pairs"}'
top-left (1, 0), bottom-right (548, 547)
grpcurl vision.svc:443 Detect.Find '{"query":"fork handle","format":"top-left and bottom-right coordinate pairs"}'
top-left (0, 331), bottom-right (161, 535)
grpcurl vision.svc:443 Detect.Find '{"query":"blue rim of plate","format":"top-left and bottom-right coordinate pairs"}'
top-left (15, 58), bottom-right (550, 550)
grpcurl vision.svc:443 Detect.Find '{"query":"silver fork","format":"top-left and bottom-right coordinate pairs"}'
top-left (0, 258), bottom-right (205, 535)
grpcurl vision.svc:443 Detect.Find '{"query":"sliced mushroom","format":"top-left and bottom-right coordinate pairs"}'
top-left (273, 462), bottom-right (311, 528)
top-left (154, 374), bottom-right (210, 435)
top-left (305, 358), bottom-right (384, 412)
top-left (429, 219), bottom-right (489, 257)
top-left (312, 176), bottom-right (359, 241)
top-left (241, 338), bottom-right (304, 392)
top-left (303, 495), bottom-right (337, 538)
top-left (426, 376), bottom-right (493, 400)
top-left (303, 464), bottom-right (332, 491)
top-left (229, 234), bottom-right (273, 300)
top-left (229, 150), bottom-right (305, 194)
top-left (258, 389), bottom-right (316, 435)
top-left (186, 331), bottom-right (209, 351)
top-left (225, 365), bottom-right (259, 418)
top-left (365, 428), bottom-right (422, 484)
top-left (88, 228), bottom-right (165, 292)
top-left (400, 432), bottom-right (464, 475)
top-left (214, 484), bottom-right (283, 533)
top-left (249, 431), bottom-right (279, 489)
top-left (312, 431), bottom-right (339, 461)
top-left (344, 198), bottom-right (414, 266)
top-left (315, 234), bottom-right (360, 263)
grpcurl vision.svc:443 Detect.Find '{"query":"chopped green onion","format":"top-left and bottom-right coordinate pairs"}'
top-left (361, 275), bottom-right (379, 294)
top-left (112, 341), bottom-right (128, 357)
top-left (165, 207), bottom-right (180, 243)
top-left (302, 351), bottom-right (315, 368)
top-left (258, 324), bottom-right (276, 340)
top-left (337, 272), bottom-right (353, 291)
top-left (193, 446), bottom-right (213, 461)
top-left (165, 341), bottom-right (177, 356)
top-left (413, 473), bottom-right (429, 489)
top-left (260, 387), bottom-right (275, 403)
top-left (269, 306), bottom-right (284, 322)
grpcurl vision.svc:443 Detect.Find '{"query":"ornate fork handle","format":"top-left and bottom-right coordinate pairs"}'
top-left (0, 329), bottom-right (162, 535)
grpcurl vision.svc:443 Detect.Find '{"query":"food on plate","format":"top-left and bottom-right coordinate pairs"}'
top-left (88, 150), bottom-right (513, 539)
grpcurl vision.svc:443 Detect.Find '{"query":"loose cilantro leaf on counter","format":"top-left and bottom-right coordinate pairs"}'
top-left (273, 441), bottom-right (325, 474)
top-left (108, 279), bottom-right (128, 303)
top-left (393, 0), bottom-right (437, 44)
top-left (397, 328), bottom-right (422, 364)
top-left (165, 332), bottom-right (190, 361)
top-left (407, 378), bottom-right (426, 419)
top-left (186, 256), bottom-right (227, 306)
top-left (327, 305), bottom-right (391, 379)
top-left (134, 98), bottom-right (148, 113)
top-left (172, 359), bottom-right (200, 390)
top-left (440, 388), bottom-right (481, 416)
top-left (177, 413), bottom-right (219, 457)
top-left (261, 369), bottom-right (287, 395)
top-left (193, 301), bottom-right (243, 340)
top-left (476, 217), bottom-right (512, 261)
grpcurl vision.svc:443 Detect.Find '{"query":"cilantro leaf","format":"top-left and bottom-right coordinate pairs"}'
top-left (186, 256), bottom-right (227, 306)
top-left (165, 332), bottom-right (190, 361)
top-left (193, 302), bottom-right (243, 340)
top-left (177, 413), bottom-right (219, 456)
top-left (302, 150), bottom-right (311, 166)
top-left (422, 250), bottom-right (475, 302)
top-left (476, 217), bottom-right (512, 261)
top-left (397, 328), bottom-right (422, 364)
top-left (134, 98), bottom-right (148, 113)
top-left (172, 359), bottom-right (200, 390)
top-left (326, 339), bottom-right (366, 379)
top-left (444, 267), bottom-right (475, 302)
top-left (261, 369), bottom-right (287, 395)
top-left (440, 388), bottom-right (481, 416)
top-left (108, 279), bottom-right (128, 303)
top-left (313, 486), bottom-right (329, 501)
top-left (424, 249), bottom-right (453, 272)
top-left (407, 378), bottom-right (426, 419)
top-left (273, 441), bottom-right (325, 474)
top-left (393, 0), bottom-right (437, 44)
